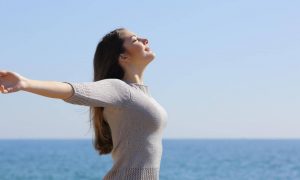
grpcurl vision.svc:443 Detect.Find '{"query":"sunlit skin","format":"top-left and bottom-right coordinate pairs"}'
top-left (0, 29), bottom-right (155, 93)
top-left (118, 29), bottom-right (156, 85)
top-left (0, 71), bottom-right (26, 93)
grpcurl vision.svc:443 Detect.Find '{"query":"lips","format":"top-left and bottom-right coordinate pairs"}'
top-left (145, 47), bottom-right (151, 51)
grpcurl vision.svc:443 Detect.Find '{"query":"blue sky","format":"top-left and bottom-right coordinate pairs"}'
top-left (0, 0), bottom-right (299, 139)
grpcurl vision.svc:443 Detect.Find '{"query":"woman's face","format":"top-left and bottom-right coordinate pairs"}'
top-left (119, 30), bottom-right (155, 66)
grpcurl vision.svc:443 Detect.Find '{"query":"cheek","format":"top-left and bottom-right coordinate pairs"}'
top-left (130, 45), bottom-right (145, 57)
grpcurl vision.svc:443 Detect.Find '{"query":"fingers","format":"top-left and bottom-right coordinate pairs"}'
top-left (0, 84), bottom-right (6, 93)
top-left (6, 87), bottom-right (15, 93)
top-left (0, 84), bottom-right (11, 94)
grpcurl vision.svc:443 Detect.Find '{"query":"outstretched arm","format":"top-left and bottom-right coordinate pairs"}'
top-left (0, 70), bottom-right (73, 100)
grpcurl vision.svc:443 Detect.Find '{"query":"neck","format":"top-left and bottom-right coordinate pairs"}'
top-left (122, 67), bottom-right (145, 85)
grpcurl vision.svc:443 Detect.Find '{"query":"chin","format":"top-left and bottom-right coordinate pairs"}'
top-left (147, 55), bottom-right (155, 62)
top-left (142, 51), bottom-right (155, 62)
top-left (148, 51), bottom-right (156, 59)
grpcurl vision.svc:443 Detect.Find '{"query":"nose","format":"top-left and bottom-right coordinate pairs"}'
top-left (142, 38), bottom-right (148, 45)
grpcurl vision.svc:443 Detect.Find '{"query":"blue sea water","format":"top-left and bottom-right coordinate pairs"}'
top-left (1, 139), bottom-right (300, 180)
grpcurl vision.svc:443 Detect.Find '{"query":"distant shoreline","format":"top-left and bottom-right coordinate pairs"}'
top-left (1, 138), bottom-right (300, 141)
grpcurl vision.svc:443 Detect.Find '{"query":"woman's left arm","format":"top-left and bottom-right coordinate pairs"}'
top-left (0, 70), bottom-right (73, 100)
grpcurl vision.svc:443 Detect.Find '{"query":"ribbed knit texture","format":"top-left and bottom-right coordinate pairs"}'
top-left (62, 78), bottom-right (168, 180)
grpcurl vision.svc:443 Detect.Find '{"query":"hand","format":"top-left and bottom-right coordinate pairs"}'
top-left (0, 70), bottom-right (29, 94)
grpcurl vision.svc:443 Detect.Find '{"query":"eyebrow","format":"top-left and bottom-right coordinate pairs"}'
top-left (129, 35), bottom-right (137, 39)
top-left (126, 35), bottom-right (137, 43)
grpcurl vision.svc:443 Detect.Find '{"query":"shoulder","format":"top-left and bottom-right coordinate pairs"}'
top-left (95, 78), bottom-right (131, 94)
top-left (97, 78), bottom-right (129, 87)
top-left (100, 79), bottom-right (132, 103)
top-left (101, 78), bottom-right (126, 83)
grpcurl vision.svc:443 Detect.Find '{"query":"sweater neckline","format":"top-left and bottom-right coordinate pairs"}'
top-left (123, 81), bottom-right (150, 97)
top-left (129, 82), bottom-right (148, 87)
top-left (123, 80), bottom-right (147, 86)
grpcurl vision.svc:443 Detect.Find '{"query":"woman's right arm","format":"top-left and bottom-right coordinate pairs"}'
top-left (0, 70), bottom-right (131, 107)
top-left (0, 70), bottom-right (73, 100)
top-left (23, 79), bottom-right (74, 99)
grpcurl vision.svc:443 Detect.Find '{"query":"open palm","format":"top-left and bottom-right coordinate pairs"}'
top-left (0, 70), bottom-right (28, 94)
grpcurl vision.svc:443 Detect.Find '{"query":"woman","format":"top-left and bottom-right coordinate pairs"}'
top-left (0, 27), bottom-right (168, 180)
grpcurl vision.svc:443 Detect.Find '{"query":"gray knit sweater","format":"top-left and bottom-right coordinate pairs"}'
top-left (62, 78), bottom-right (168, 180)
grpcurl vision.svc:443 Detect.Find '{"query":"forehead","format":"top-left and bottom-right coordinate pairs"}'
top-left (121, 30), bottom-right (138, 41)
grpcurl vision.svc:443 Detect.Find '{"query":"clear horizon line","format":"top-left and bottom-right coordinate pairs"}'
top-left (2, 137), bottom-right (300, 140)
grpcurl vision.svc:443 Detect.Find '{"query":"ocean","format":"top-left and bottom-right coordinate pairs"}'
top-left (1, 139), bottom-right (300, 180)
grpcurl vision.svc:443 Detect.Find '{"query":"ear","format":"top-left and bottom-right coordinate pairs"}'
top-left (119, 53), bottom-right (129, 63)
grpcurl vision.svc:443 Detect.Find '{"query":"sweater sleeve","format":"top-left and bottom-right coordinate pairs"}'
top-left (61, 79), bottom-right (131, 107)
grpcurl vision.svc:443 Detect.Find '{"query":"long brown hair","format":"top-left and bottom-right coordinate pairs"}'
top-left (89, 27), bottom-right (126, 155)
